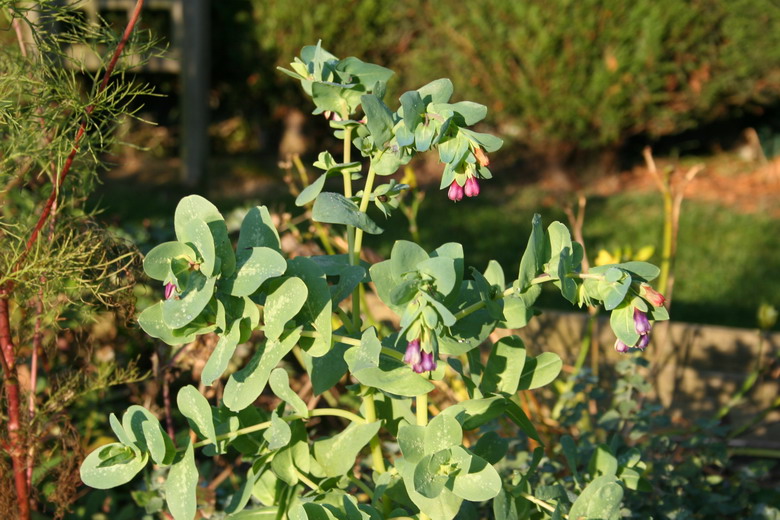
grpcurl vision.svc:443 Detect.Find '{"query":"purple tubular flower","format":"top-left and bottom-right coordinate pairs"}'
top-left (636, 333), bottom-right (651, 350)
top-left (164, 282), bottom-right (177, 300)
top-left (464, 176), bottom-right (480, 198)
top-left (419, 351), bottom-right (437, 372)
top-left (633, 308), bottom-right (651, 335)
top-left (448, 180), bottom-right (464, 202)
top-left (403, 339), bottom-right (422, 367)
top-left (614, 339), bottom-right (631, 354)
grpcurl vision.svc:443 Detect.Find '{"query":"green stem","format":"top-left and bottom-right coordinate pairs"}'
top-left (728, 447), bottom-right (780, 458)
top-left (294, 467), bottom-right (320, 492)
top-left (517, 491), bottom-right (564, 516)
top-left (342, 126), bottom-right (353, 197)
top-left (299, 329), bottom-right (361, 346)
top-left (349, 473), bottom-right (374, 499)
top-left (416, 392), bottom-right (429, 427)
top-left (362, 389), bottom-right (386, 473)
top-left (352, 166), bottom-right (377, 260)
top-left (454, 272), bottom-right (604, 321)
top-left (191, 408), bottom-right (366, 449)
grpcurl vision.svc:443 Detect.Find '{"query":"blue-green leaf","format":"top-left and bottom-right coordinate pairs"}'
top-left (143, 241), bottom-right (197, 281)
top-left (568, 475), bottom-right (624, 520)
top-left (177, 385), bottom-right (216, 444)
top-left (312, 192), bottom-right (383, 234)
top-left (516, 352), bottom-right (562, 390)
top-left (287, 258), bottom-right (332, 356)
top-left (361, 94), bottom-right (394, 147)
top-left (165, 441), bottom-right (199, 520)
top-left (237, 206), bottom-right (281, 253)
top-left (264, 413), bottom-right (292, 451)
top-left (313, 421), bottom-right (381, 477)
top-left (269, 368), bottom-right (309, 417)
top-left (138, 302), bottom-right (196, 346)
top-left (202, 318), bottom-right (242, 385)
top-left (222, 247), bottom-right (287, 297)
top-left (263, 276), bottom-right (308, 341)
top-left (161, 274), bottom-right (216, 329)
top-left (80, 442), bottom-right (148, 489)
top-left (223, 328), bottom-right (302, 412)
top-left (175, 195), bottom-right (235, 278)
top-left (481, 335), bottom-right (527, 395)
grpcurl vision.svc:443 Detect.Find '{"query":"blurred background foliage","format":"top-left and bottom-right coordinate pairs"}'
top-left (215, 0), bottom-right (780, 164)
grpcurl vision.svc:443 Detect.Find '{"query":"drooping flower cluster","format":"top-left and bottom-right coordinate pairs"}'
top-left (403, 339), bottom-right (437, 373)
top-left (614, 308), bottom-right (653, 353)
top-left (447, 146), bottom-right (489, 202)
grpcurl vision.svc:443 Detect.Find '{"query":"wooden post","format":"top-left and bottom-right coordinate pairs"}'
top-left (179, 0), bottom-right (209, 187)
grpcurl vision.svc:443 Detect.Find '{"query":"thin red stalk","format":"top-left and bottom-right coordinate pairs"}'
top-left (0, 4), bottom-right (145, 517)
top-left (26, 289), bottom-right (43, 489)
top-left (21, 0), bottom-right (145, 266)
top-left (0, 296), bottom-right (30, 520)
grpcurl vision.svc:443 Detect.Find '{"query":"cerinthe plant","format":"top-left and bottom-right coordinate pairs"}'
top-left (80, 43), bottom-right (668, 519)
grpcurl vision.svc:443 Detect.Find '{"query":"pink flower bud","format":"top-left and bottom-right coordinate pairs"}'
top-left (640, 283), bottom-right (666, 307)
top-left (636, 333), bottom-right (651, 350)
top-left (464, 176), bottom-right (480, 198)
top-left (447, 180), bottom-right (464, 202)
top-left (403, 339), bottom-right (422, 366)
top-left (614, 339), bottom-right (630, 353)
top-left (164, 282), bottom-right (177, 300)
top-left (633, 308), bottom-right (651, 335)
top-left (474, 147), bottom-right (490, 167)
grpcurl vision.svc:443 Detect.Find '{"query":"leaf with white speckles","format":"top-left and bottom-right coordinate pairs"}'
top-left (177, 385), bottom-right (216, 444)
top-left (162, 273), bottom-right (216, 329)
top-left (223, 328), bottom-right (302, 412)
top-left (398, 424), bottom-right (426, 464)
top-left (122, 405), bottom-right (175, 465)
top-left (237, 206), bottom-right (281, 252)
top-left (263, 412), bottom-right (291, 451)
top-left (80, 442), bottom-right (148, 489)
top-left (143, 241), bottom-right (197, 281)
top-left (179, 218), bottom-right (216, 277)
top-left (312, 421), bottom-right (381, 477)
top-left (221, 247), bottom-right (287, 297)
top-left (138, 302), bottom-right (197, 346)
top-left (165, 441), bottom-right (199, 520)
top-left (569, 475), bottom-right (624, 520)
top-left (263, 276), bottom-right (307, 341)
top-left (269, 368), bottom-right (309, 416)
top-left (423, 414), bottom-right (462, 454)
top-left (448, 446), bottom-right (502, 502)
top-left (201, 318), bottom-right (241, 385)
top-left (286, 258), bottom-right (332, 356)
top-left (174, 195), bottom-right (235, 278)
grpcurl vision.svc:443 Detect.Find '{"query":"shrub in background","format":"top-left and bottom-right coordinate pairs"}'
top-left (237, 0), bottom-right (780, 163)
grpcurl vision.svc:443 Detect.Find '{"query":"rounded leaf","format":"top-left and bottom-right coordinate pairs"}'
top-left (80, 442), bottom-right (148, 489)
top-left (143, 241), bottom-right (197, 281)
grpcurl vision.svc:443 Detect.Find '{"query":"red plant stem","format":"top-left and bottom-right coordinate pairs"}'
top-left (0, 296), bottom-right (30, 520)
top-left (0, 3), bottom-right (145, 518)
top-left (22, 0), bottom-right (145, 264)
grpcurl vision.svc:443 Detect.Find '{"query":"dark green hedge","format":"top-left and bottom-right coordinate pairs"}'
top-left (218, 0), bottom-right (780, 154)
